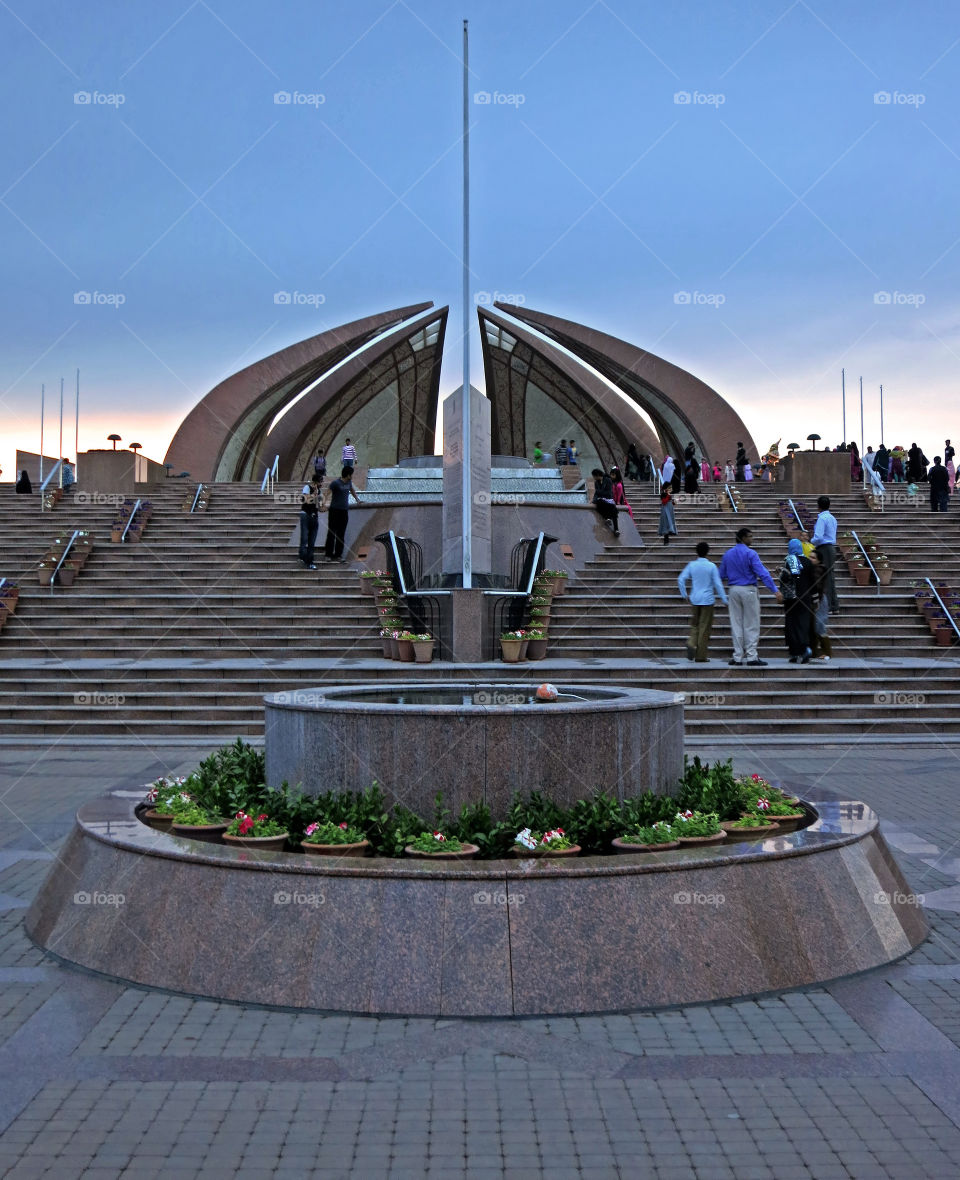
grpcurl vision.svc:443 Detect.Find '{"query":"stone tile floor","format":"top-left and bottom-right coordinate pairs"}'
top-left (2, 742), bottom-right (960, 1177)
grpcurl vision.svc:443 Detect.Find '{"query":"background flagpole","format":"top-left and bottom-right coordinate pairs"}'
top-left (461, 17), bottom-right (472, 588)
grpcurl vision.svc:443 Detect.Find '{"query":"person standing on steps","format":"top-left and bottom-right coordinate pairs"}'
top-left (718, 527), bottom-right (782, 666)
top-left (779, 538), bottom-right (816, 664)
top-left (556, 439), bottom-right (568, 466)
top-left (929, 456), bottom-right (950, 512)
top-left (298, 483), bottom-right (319, 569)
top-left (591, 468), bottom-right (619, 535)
top-left (324, 465), bottom-right (361, 562)
top-left (658, 487), bottom-right (677, 545)
top-left (312, 448), bottom-right (327, 489)
top-left (340, 439), bottom-right (357, 468)
top-left (735, 442), bottom-right (747, 481)
top-left (677, 541), bottom-right (728, 662)
top-left (944, 440), bottom-right (955, 493)
top-left (810, 495), bottom-right (839, 614)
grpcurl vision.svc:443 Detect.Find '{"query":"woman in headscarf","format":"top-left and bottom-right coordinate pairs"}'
top-left (660, 455), bottom-right (675, 490)
top-left (658, 488), bottom-right (677, 545)
top-left (15, 470), bottom-right (32, 494)
top-left (610, 467), bottom-right (634, 521)
top-left (683, 448), bottom-right (699, 494)
top-left (907, 443), bottom-right (927, 483)
top-left (780, 538), bottom-right (816, 663)
top-left (849, 441), bottom-right (861, 483)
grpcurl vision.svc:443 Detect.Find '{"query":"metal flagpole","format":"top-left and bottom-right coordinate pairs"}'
top-left (75, 369), bottom-right (80, 463)
top-left (841, 368), bottom-right (846, 444)
top-left (879, 383), bottom-right (884, 446)
top-left (58, 378), bottom-right (64, 488)
top-left (859, 376), bottom-right (864, 455)
top-left (461, 17), bottom-right (472, 589)
top-left (39, 384), bottom-right (45, 484)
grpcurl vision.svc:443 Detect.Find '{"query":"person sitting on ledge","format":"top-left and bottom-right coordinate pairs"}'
top-left (591, 468), bottom-right (619, 536)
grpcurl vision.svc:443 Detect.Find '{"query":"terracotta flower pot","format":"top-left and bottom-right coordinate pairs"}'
top-left (110, 529), bottom-right (123, 543)
top-left (170, 820), bottom-right (230, 843)
top-left (412, 641), bottom-right (434, 663)
top-left (852, 567), bottom-right (871, 586)
top-left (404, 843), bottom-right (479, 860)
top-left (143, 808), bottom-right (174, 831)
top-left (396, 639), bottom-right (415, 662)
top-left (301, 840), bottom-right (371, 857)
top-left (876, 568), bottom-right (892, 585)
top-left (386, 637), bottom-right (399, 659)
top-left (359, 579), bottom-right (376, 596)
top-left (935, 627), bottom-right (955, 646)
top-left (37, 568), bottom-right (53, 586)
top-left (720, 820), bottom-right (780, 837)
top-left (380, 638), bottom-right (393, 658)
top-left (525, 638), bottom-right (548, 660)
top-left (676, 831), bottom-right (727, 846)
top-left (222, 832), bottom-right (289, 851)
top-left (500, 639), bottom-right (524, 663)
top-left (56, 567), bottom-right (77, 587)
top-left (611, 836), bottom-right (680, 853)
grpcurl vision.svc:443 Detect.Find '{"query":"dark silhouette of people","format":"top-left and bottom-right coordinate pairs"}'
top-left (15, 470), bottom-right (32, 494)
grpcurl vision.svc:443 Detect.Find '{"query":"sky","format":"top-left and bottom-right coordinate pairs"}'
top-left (1, 0), bottom-right (958, 481)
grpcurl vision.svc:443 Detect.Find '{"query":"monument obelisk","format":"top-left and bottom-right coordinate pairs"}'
top-left (442, 18), bottom-right (491, 605)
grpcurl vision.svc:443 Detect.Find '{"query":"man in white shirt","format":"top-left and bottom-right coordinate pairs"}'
top-left (677, 541), bottom-right (729, 661)
top-left (811, 495), bottom-right (839, 613)
top-left (341, 439), bottom-right (357, 467)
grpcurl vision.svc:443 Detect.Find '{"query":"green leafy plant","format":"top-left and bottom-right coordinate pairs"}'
top-left (672, 810), bottom-right (721, 837)
top-left (566, 791), bottom-right (622, 854)
top-left (169, 800), bottom-right (223, 826)
top-left (726, 814), bottom-right (778, 829)
top-left (513, 827), bottom-right (573, 851)
top-left (620, 821), bottom-right (675, 845)
top-left (226, 812), bottom-right (286, 838)
top-left (407, 830), bottom-right (464, 853)
top-left (302, 820), bottom-right (366, 845)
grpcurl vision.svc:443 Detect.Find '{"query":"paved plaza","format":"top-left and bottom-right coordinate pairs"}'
top-left (2, 741), bottom-right (960, 1178)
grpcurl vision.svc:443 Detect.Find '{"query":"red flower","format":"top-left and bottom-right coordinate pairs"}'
top-left (238, 816), bottom-right (254, 835)
top-left (339, 822), bottom-right (348, 829)
top-left (257, 814), bottom-right (268, 822)
top-left (433, 831), bottom-right (445, 841)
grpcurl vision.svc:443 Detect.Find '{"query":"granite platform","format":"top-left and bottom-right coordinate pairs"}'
top-left (26, 787), bottom-right (927, 1017)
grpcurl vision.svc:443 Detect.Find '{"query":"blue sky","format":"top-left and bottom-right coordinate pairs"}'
top-left (1, 0), bottom-right (958, 479)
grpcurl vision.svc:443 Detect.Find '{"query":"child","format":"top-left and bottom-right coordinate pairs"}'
top-left (723, 460), bottom-right (735, 482)
top-left (658, 489), bottom-right (677, 545)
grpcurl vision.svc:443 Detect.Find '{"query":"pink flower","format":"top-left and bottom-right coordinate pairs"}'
top-left (339, 822), bottom-right (348, 830)
top-left (305, 823), bottom-right (319, 837)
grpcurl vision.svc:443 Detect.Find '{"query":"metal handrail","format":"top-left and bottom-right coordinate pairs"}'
top-left (260, 455), bottom-right (279, 495)
top-left (0, 577), bottom-right (6, 592)
top-left (39, 460), bottom-right (62, 511)
top-left (849, 529), bottom-right (881, 595)
top-left (865, 462), bottom-right (885, 509)
top-left (385, 531), bottom-right (451, 598)
top-left (724, 484), bottom-right (738, 513)
top-left (190, 483), bottom-right (206, 513)
top-left (924, 578), bottom-right (960, 641)
top-left (787, 498), bottom-right (805, 530)
top-left (649, 455), bottom-right (662, 494)
top-left (121, 499), bottom-right (142, 543)
top-left (50, 530), bottom-right (79, 594)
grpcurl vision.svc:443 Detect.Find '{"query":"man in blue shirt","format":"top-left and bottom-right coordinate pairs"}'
top-left (810, 495), bottom-right (839, 613)
top-left (718, 527), bottom-right (782, 666)
top-left (678, 541), bottom-right (728, 661)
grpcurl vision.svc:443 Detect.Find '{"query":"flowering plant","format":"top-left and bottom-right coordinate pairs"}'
top-left (145, 776), bottom-right (186, 805)
top-left (226, 811), bottom-right (286, 838)
top-left (673, 810), bottom-right (721, 837)
top-left (727, 813), bottom-right (777, 828)
top-left (408, 830), bottom-right (464, 853)
top-left (513, 826), bottom-right (573, 851)
top-left (302, 819), bottom-right (366, 845)
top-left (411, 633), bottom-right (432, 642)
top-left (360, 569), bottom-right (387, 578)
top-left (501, 629), bottom-right (527, 641)
top-left (170, 801), bottom-right (224, 826)
top-left (621, 821), bottom-right (675, 845)
top-left (524, 628), bottom-right (545, 640)
top-left (753, 798), bottom-right (803, 817)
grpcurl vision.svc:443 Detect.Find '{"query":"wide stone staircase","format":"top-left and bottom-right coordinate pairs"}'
top-left (0, 476), bottom-right (958, 742)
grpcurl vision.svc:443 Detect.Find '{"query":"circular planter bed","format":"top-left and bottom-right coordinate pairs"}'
top-left (143, 809), bottom-right (174, 831)
top-left (677, 831), bottom-right (727, 846)
top-left (301, 840), bottom-right (372, 857)
top-left (404, 843), bottom-right (479, 860)
top-left (611, 837), bottom-right (680, 853)
top-left (721, 821), bottom-right (780, 838)
top-left (222, 833), bottom-right (290, 851)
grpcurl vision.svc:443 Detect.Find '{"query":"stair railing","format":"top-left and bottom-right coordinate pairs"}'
top-left (787, 498), bottom-right (804, 530)
top-left (50, 530), bottom-right (79, 594)
top-left (865, 462), bottom-right (885, 510)
top-left (121, 499), bottom-right (142, 543)
top-left (849, 529), bottom-right (881, 596)
top-left (924, 577), bottom-right (960, 641)
top-left (190, 483), bottom-right (206, 512)
top-left (648, 455), bottom-right (662, 494)
top-left (39, 460), bottom-right (62, 512)
top-left (723, 484), bottom-right (739, 513)
top-left (260, 455), bottom-right (279, 495)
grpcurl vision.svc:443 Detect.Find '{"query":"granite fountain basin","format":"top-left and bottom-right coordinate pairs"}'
top-left (264, 682), bottom-right (685, 819)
